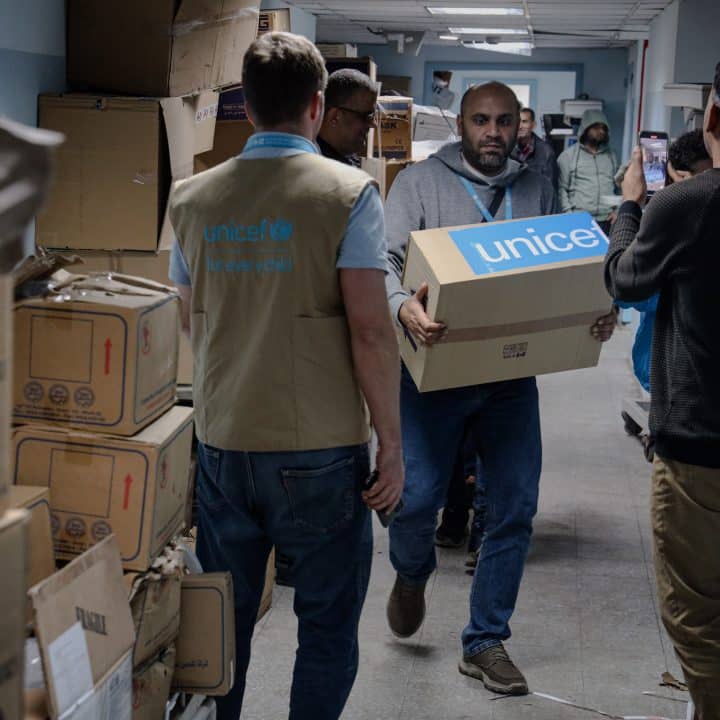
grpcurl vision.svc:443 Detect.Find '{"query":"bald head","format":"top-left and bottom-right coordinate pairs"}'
top-left (460, 82), bottom-right (521, 118)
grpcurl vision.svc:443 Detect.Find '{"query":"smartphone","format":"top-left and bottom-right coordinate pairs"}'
top-left (364, 470), bottom-right (404, 528)
top-left (638, 130), bottom-right (669, 195)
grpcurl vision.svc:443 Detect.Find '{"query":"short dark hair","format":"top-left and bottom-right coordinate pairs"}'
top-left (242, 32), bottom-right (328, 127)
top-left (668, 129), bottom-right (710, 172)
top-left (325, 69), bottom-right (379, 109)
top-left (521, 107), bottom-right (536, 122)
top-left (460, 82), bottom-right (521, 116)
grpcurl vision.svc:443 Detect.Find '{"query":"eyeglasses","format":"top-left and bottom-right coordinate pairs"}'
top-left (335, 105), bottom-right (379, 123)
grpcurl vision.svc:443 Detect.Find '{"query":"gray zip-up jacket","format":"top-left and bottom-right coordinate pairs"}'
top-left (385, 141), bottom-right (556, 322)
top-left (557, 109), bottom-right (618, 222)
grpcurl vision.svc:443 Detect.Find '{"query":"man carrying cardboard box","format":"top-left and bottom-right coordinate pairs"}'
top-left (168, 32), bottom-right (403, 720)
top-left (384, 82), bottom-right (615, 696)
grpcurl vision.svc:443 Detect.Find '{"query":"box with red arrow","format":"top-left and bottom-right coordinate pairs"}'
top-left (11, 405), bottom-right (194, 571)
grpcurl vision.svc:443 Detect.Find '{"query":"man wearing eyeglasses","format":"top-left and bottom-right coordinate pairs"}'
top-left (318, 69), bottom-right (379, 166)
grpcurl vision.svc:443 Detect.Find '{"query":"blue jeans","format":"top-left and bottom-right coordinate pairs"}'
top-left (195, 442), bottom-right (373, 720)
top-left (389, 366), bottom-right (541, 656)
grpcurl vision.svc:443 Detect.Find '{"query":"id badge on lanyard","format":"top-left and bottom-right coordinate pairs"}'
top-left (458, 175), bottom-right (513, 222)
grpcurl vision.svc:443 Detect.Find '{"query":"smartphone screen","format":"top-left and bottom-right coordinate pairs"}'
top-left (639, 132), bottom-right (669, 194)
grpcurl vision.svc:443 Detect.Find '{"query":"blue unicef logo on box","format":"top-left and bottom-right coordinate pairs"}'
top-left (449, 212), bottom-right (609, 276)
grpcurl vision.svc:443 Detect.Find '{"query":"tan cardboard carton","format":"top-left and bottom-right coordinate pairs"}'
top-left (12, 406), bottom-right (194, 572)
top-left (316, 43), bottom-right (358, 58)
top-left (28, 536), bottom-right (134, 720)
top-left (257, 8), bottom-right (290, 34)
top-left (0, 509), bottom-right (30, 720)
top-left (37, 91), bottom-right (218, 252)
top-left (9, 485), bottom-right (55, 592)
top-left (0, 273), bottom-right (11, 514)
top-left (131, 645), bottom-right (175, 720)
top-left (374, 96), bottom-right (412, 160)
top-left (67, 0), bottom-right (260, 98)
top-left (401, 212), bottom-right (613, 391)
top-left (174, 572), bottom-right (235, 696)
top-left (361, 158), bottom-right (413, 201)
top-left (13, 273), bottom-right (180, 435)
top-left (125, 545), bottom-right (184, 668)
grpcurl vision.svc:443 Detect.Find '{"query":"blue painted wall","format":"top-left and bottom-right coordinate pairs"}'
top-left (357, 43), bottom-right (629, 160)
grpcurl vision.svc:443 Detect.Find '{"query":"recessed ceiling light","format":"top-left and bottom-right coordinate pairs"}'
top-left (449, 27), bottom-right (528, 35)
top-left (462, 40), bottom-right (533, 55)
top-left (427, 7), bottom-right (524, 15)
top-left (439, 34), bottom-right (460, 40)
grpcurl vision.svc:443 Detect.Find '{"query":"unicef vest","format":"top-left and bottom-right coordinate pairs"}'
top-left (169, 152), bottom-right (374, 452)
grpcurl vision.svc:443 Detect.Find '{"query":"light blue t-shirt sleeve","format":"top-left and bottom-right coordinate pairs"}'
top-left (336, 184), bottom-right (387, 272)
top-left (169, 239), bottom-right (191, 287)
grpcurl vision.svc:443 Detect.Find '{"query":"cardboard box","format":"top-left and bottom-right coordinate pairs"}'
top-left (37, 92), bottom-right (218, 252)
top-left (13, 273), bottom-right (180, 435)
top-left (12, 405), bottom-right (195, 571)
top-left (374, 96), bottom-right (412, 160)
top-left (174, 572), bottom-right (235, 696)
top-left (257, 8), bottom-right (290, 34)
top-left (28, 536), bottom-right (135, 720)
top-left (0, 509), bottom-right (30, 720)
top-left (316, 43), bottom-right (358, 58)
top-left (400, 212), bottom-right (613, 392)
top-left (125, 546), bottom-right (184, 668)
top-left (67, 0), bottom-right (260, 98)
top-left (9, 485), bottom-right (55, 592)
top-left (132, 645), bottom-right (175, 720)
top-left (0, 273), bottom-right (11, 515)
top-left (378, 74), bottom-right (412, 96)
top-left (361, 158), bottom-right (413, 200)
top-left (413, 105), bottom-right (457, 142)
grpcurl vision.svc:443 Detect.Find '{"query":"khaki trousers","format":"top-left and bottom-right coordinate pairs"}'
top-left (652, 455), bottom-right (720, 720)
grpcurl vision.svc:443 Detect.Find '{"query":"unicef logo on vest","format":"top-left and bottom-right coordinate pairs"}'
top-left (449, 211), bottom-right (609, 276)
top-left (203, 218), bottom-right (294, 244)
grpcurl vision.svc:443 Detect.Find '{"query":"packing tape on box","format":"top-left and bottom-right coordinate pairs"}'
top-left (441, 311), bottom-right (606, 344)
top-left (172, 7), bottom-right (260, 37)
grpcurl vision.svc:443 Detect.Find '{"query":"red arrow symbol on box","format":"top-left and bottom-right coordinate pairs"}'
top-left (104, 338), bottom-right (112, 375)
top-left (123, 474), bottom-right (133, 510)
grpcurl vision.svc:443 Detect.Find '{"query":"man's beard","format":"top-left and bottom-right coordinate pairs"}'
top-left (584, 134), bottom-right (606, 149)
top-left (461, 133), bottom-right (512, 174)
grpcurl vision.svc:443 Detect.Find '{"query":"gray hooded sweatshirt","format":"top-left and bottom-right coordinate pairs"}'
top-left (385, 141), bottom-right (556, 321)
top-left (557, 109), bottom-right (618, 222)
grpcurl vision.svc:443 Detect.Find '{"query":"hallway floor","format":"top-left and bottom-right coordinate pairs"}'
top-left (244, 325), bottom-right (690, 720)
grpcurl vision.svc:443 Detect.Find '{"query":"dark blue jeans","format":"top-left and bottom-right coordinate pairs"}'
top-left (389, 366), bottom-right (541, 656)
top-left (195, 442), bottom-right (372, 720)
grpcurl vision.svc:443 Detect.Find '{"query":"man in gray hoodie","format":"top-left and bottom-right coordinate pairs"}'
top-left (384, 81), bottom-right (615, 696)
top-left (557, 109), bottom-right (618, 232)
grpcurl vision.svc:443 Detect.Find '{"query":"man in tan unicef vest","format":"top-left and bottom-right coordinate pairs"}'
top-left (168, 32), bottom-right (403, 720)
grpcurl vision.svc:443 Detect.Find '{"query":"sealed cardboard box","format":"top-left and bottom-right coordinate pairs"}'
top-left (401, 212), bottom-right (613, 392)
top-left (125, 545), bottom-right (184, 668)
top-left (361, 158), bottom-right (413, 200)
top-left (132, 645), bottom-right (175, 720)
top-left (9, 485), bottom-right (55, 591)
top-left (0, 273), bottom-right (11, 514)
top-left (13, 273), bottom-right (180, 435)
top-left (13, 406), bottom-right (195, 571)
top-left (0, 509), bottom-right (30, 720)
top-left (316, 43), bottom-right (358, 58)
top-left (28, 536), bottom-right (134, 720)
top-left (257, 8), bottom-right (290, 34)
top-left (37, 92), bottom-right (218, 252)
top-left (174, 572), bottom-right (235, 696)
top-left (67, 0), bottom-right (260, 98)
top-left (374, 96), bottom-right (412, 160)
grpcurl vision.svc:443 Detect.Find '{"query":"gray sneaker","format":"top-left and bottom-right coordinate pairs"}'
top-left (386, 575), bottom-right (426, 639)
top-left (458, 644), bottom-right (529, 695)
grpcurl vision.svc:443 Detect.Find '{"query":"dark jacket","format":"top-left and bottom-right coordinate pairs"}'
top-left (511, 133), bottom-right (558, 189)
top-left (604, 169), bottom-right (720, 467)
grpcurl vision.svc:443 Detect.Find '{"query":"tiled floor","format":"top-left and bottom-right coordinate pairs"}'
top-left (244, 326), bottom-right (690, 719)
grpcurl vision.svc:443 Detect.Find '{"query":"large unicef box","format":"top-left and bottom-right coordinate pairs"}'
top-left (400, 211), bottom-right (613, 392)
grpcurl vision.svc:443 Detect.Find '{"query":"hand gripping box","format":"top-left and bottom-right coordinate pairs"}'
top-left (12, 406), bottom-right (194, 572)
top-left (400, 212), bottom-right (613, 392)
top-left (13, 273), bottom-right (180, 435)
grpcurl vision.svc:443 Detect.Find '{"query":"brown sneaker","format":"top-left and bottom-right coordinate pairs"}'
top-left (386, 575), bottom-right (426, 638)
top-left (458, 644), bottom-right (529, 695)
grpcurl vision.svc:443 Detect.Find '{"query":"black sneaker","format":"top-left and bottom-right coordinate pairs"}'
top-left (435, 526), bottom-right (468, 548)
top-left (386, 575), bottom-right (426, 638)
top-left (458, 644), bottom-right (529, 695)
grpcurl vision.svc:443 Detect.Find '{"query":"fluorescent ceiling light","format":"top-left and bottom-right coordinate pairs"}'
top-left (427, 7), bottom-right (524, 15)
top-left (439, 34), bottom-right (460, 40)
top-left (450, 26), bottom-right (528, 34)
top-left (463, 40), bottom-right (533, 55)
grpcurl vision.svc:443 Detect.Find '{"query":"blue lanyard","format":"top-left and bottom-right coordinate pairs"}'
top-left (458, 175), bottom-right (513, 222)
top-left (243, 132), bottom-right (319, 154)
